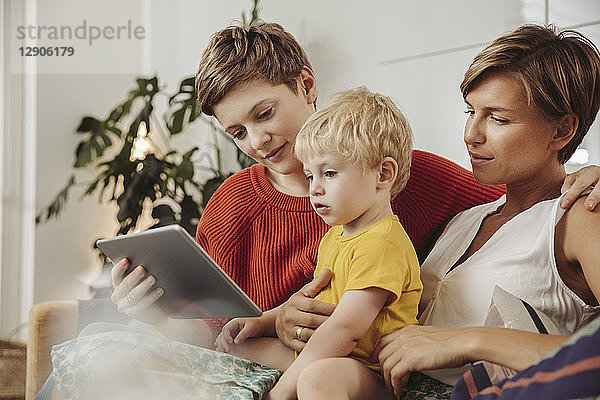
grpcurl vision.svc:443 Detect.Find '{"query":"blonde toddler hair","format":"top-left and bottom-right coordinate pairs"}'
top-left (295, 86), bottom-right (413, 198)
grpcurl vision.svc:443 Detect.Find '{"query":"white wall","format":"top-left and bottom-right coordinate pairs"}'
top-left (1, 0), bottom-right (599, 337)
top-left (261, 0), bottom-right (600, 167)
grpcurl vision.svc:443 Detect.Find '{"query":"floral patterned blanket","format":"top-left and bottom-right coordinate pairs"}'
top-left (50, 323), bottom-right (453, 400)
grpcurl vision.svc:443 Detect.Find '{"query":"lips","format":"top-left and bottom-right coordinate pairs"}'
top-left (265, 143), bottom-right (286, 159)
top-left (312, 202), bottom-right (329, 213)
top-left (469, 152), bottom-right (494, 166)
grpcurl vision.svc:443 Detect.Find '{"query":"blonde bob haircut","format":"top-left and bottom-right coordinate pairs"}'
top-left (195, 20), bottom-right (312, 116)
top-left (461, 24), bottom-right (600, 164)
top-left (295, 86), bottom-right (413, 198)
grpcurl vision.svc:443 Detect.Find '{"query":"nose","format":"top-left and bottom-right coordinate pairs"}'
top-left (248, 126), bottom-right (271, 151)
top-left (310, 177), bottom-right (324, 196)
top-left (463, 113), bottom-right (486, 146)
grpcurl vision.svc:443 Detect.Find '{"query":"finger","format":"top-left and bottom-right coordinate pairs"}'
top-left (584, 185), bottom-right (600, 210)
top-left (560, 178), bottom-right (590, 209)
top-left (221, 321), bottom-right (240, 341)
top-left (560, 173), bottom-right (577, 194)
top-left (234, 324), bottom-right (254, 343)
top-left (377, 344), bottom-right (398, 366)
top-left (374, 329), bottom-right (402, 358)
top-left (284, 309), bottom-right (330, 335)
top-left (111, 265), bottom-right (146, 302)
top-left (221, 334), bottom-right (232, 353)
top-left (215, 334), bottom-right (229, 353)
top-left (121, 287), bottom-right (164, 316)
top-left (299, 327), bottom-right (315, 342)
top-left (110, 258), bottom-right (129, 288)
top-left (290, 297), bottom-right (336, 318)
top-left (391, 364), bottom-right (410, 398)
top-left (381, 350), bottom-right (404, 391)
top-left (216, 342), bottom-right (228, 353)
top-left (220, 322), bottom-right (234, 339)
top-left (299, 269), bottom-right (333, 298)
top-left (124, 274), bottom-right (157, 304)
top-left (374, 332), bottom-right (393, 354)
top-left (381, 354), bottom-right (392, 390)
top-left (289, 339), bottom-right (305, 353)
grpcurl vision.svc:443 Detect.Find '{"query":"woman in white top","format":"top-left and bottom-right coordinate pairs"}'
top-left (375, 24), bottom-right (600, 396)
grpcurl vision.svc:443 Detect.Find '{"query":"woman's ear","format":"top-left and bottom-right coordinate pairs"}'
top-left (377, 157), bottom-right (398, 192)
top-left (551, 114), bottom-right (579, 151)
top-left (298, 67), bottom-right (318, 105)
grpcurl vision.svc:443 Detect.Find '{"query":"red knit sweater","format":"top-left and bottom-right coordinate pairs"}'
top-left (196, 150), bottom-right (505, 336)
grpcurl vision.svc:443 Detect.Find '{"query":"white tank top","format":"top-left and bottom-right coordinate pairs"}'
top-left (419, 194), bottom-right (599, 384)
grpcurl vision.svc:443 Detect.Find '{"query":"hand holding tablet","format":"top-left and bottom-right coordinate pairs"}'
top-left (97, 225), bottom-right (262, 319)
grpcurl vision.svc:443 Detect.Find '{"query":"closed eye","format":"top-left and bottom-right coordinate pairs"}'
top-left (257, 107), bottom-right (273, 120)
top-left (490, 115), bottom-right (509, 124)
top-left (231, 127), bottom-right (247, 140)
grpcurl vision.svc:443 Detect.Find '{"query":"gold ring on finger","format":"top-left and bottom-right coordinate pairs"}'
top-left (126, 292), bottom-right (137, 304)
top-left (295, 326), bottom-right (304, 341)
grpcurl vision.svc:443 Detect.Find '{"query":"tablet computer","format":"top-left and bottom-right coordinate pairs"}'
top-left (96, 224), bottom-right (262, 319)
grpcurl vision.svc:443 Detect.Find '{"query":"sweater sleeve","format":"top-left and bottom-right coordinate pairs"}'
top-left (394, 150), bottom-right (505, 261)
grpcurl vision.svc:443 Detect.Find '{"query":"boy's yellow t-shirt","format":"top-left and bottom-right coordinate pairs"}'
top-left (313, 215), bottom-right (422, 372)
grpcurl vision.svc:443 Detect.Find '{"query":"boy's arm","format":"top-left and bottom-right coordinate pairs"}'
top-left (270, 287), bottom-right (390, 399)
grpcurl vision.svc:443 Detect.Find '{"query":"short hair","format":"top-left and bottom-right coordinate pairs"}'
top-left (461, 24), bottom-right (600, 164)
top-left (195, 20), bottom-right (312, 116)
top-left (295, 86), bottom-right (413, 198)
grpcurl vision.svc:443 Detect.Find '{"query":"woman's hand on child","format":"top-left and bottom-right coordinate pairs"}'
top-left (561, 164), bottom-right (600, 210)
top-left (110, 258), bottom-right (168, 325)
top-left (215, 317), bottom-right (267, 353)
top-left (275, 269), bottom-right (336, 352)
top-left (375, 325), bottom-right (473, 396)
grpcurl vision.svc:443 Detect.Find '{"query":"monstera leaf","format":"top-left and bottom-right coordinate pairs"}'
top-left (131, 77), bottom-right (159, 98)
top-left (167, 76), bottom-right (201, 135)
top-left (73, 117), bottom-right (119, 168)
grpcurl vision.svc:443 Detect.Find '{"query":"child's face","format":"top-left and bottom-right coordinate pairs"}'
top-left (212, 73), bottom-right (317, 177)
top-left (303, 153), bottom-right (383, 235)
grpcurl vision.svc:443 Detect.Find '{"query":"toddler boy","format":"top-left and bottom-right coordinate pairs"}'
top-left (216, 87), bottom-right (422, 400)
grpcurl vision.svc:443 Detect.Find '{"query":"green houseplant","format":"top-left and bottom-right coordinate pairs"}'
top-left (36, 1), bottom-right (260, 243)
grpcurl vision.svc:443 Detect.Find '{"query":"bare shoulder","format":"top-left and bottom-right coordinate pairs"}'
top-left (560, 197), bottom-right (600, 303)
top-left (563, 196), bottom-right (600, 231)
top-left (560, 196), bottom-right (600, 253)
